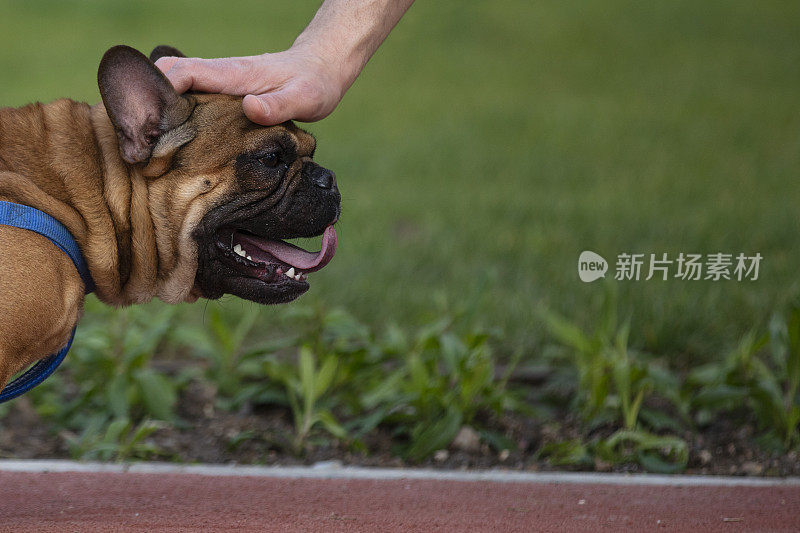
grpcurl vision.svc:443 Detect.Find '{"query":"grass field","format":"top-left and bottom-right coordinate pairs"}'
top-left (1, 0), bottom-right (799, 361)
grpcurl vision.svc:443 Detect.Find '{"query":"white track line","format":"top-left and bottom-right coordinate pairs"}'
top-left (0, 459), bottom-right (798, 487)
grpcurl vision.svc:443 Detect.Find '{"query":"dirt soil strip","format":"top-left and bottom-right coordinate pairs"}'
top-left (0, 462), bottom-right (798, 532)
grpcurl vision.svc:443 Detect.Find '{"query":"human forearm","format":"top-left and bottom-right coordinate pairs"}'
top-left (293, 0), bottom-right (415, 93)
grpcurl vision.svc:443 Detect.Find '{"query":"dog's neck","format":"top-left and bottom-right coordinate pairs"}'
top-left (0, 99), bottom-right (199, 306)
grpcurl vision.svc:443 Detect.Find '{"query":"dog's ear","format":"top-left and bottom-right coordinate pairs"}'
top-left (98, 45), bottom-right (195, 165)
top-left (149, 45), bottom-right (186, 63)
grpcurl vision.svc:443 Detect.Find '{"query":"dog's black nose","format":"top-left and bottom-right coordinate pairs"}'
top-left (311, 168), bottom-right (336, 189)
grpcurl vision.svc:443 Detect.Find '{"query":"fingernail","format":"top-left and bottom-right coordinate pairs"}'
top-left (244, 95), bottom-right (275, 125)
top-left (256, 97), bottom-right (269, 118)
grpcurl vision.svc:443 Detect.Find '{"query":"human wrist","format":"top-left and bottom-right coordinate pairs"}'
top-left (290, 32), bottom-right (365, 94)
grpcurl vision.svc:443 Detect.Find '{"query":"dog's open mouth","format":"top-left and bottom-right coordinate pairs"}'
top-left (214, 225), bottom-right (337, 286)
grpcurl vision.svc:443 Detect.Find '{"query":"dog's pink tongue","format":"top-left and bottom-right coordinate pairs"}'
top-left (244, 225), bottom-right (337, 273)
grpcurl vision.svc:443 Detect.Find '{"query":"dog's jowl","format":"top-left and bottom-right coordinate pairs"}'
top-left (0, 45), bottom-right (340, 391)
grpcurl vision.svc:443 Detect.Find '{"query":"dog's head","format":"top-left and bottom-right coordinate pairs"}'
top-left (97, 45), bottom-right (340, 304)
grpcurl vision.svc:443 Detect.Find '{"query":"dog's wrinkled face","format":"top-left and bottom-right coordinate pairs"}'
top-left (188, 104), bottom-right (341, 304)
top-left (98, 45), bottom-right (340, 304)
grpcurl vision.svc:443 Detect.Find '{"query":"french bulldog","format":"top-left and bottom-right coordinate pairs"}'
top-left (0, 45), bottom-right (341, 390)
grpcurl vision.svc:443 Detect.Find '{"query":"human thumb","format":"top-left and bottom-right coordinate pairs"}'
top-left (243, 93), bottom-right (294, 126)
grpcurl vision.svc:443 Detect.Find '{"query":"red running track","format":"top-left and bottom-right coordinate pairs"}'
top-left (0, 470), bottom-right (798, 532)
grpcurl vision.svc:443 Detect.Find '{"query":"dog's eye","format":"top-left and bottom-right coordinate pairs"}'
top-left (259, 153), bottom-right (279, 168)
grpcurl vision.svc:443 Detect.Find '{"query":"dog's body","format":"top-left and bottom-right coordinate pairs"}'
top-left (0, 46), bottom-right (340, 390)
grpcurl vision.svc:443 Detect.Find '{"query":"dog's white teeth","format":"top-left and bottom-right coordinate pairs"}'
top-left (285, 267), bottom-right (296, 278)
top-left (294, 273), bottom-right (302, 280)
top-left (233, 244), bottom-right (246, 257)
top-left (247, 255), bottom-right (252, 261)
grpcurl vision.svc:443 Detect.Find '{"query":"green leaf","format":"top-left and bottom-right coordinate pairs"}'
top-left (349, 407), bottom-right (394, 438)
top-left (692, 385), bottom-right (748, 409)
top-left (440, 333), bottom-right (466, 374)
top-left (414, 317), bottom-right (451, 349)
top-left (314, 356), bottom-right (338, 399)
top-left (106, 373), bottom-right (130, 420)
top-left (687, 362), bottom-right (725, 386)
top-left (539, 308), bottom-right (593, 354)
top-left (407, 352), bottom-right (430, 393)
top-left (600, 429), bottom-right (688, 472)
top-left (785, 307), bottom-right (800, 410)
top-left (323, 308), bottom-right (370, 345)
top-left (382, 323), bottom-right (409, 354)
top-left (240, 336), bottom-right (299, 359)
top-left (299, 346), bottom-right (316, 410)
top-left (129, 419), bottom-right (163, 444)
top-left (361, 371), bottom-right (405, 409)
top-left (315, 410), bottom-right (349, 440)
top-left (785, 406), bottom-right (800, 448)
top-left (537, 439), bottom-right (592, 467)
top-left (134, 369), bottom-right (177, 421)
top-left (405, 408), bottom-right (462, 462)
top-left (208, 307), bottom-right (235, 354)
top-left (637, 450), bottom-right (686, 474)
top-left (638, 407), bottom-right (683, 433)
top-left (103, 418), bottom-right (131, 448)
top-left (479, 429), bottom-right (516, 452)
top-left (231, 305), bottom-right (261, 351)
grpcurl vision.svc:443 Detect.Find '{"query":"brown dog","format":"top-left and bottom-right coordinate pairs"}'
top-left (0, 45), bottom-right (341, 390)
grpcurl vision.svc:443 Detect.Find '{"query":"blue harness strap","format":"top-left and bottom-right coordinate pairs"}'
top-left (0, 200), bottom-right (95, 403)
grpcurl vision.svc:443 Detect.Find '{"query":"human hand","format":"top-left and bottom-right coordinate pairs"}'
top-left (155, 46), bottom-right (347, 126)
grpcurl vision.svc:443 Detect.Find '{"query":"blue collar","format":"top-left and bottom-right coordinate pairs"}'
top-left (0, 200), bottom-right (95, 403)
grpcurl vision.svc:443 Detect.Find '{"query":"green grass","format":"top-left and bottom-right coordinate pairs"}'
top-left (13, 292), bottom-right (798, 470)
top-left (1, 0), bottom-right (799, 361)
